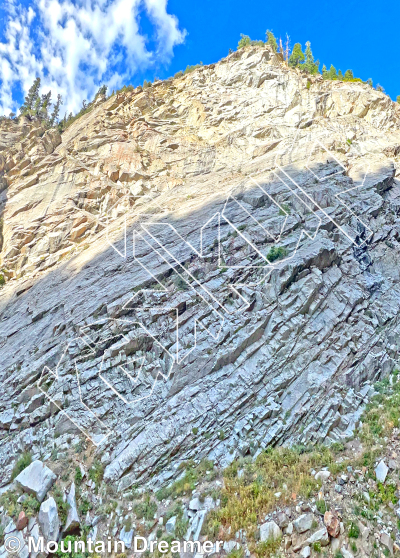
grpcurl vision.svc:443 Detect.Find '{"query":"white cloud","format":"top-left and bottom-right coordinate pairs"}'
top-left (0, 0), bottom-right (186, 115)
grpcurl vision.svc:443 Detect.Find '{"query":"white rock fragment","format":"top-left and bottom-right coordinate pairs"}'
top-left (39, 496), bottom-right (60, 541)
top-left (259, 521), bottom-right (281, 542)
top-left (375, 460), bottom-right (389, 483)
top-left (15, 461), bottom-right (56, 503)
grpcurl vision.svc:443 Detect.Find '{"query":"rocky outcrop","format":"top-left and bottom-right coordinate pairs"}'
top-left (0, 43), bottom-right (400, 494)
top-left (38, 496), bottom-right (60, 541)
top-left (15, 461), bottom-right (56, 502)
top-left (64, 482), bottom-right (80, 533)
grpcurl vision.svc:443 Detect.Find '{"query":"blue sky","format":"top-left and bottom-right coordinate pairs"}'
top-left (0, 0), bottom-right (399, 116)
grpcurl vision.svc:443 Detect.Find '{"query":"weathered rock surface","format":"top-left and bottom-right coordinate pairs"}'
top-left (0, 43), bottom-right (400, 492)
top-left (293, 513), bottom-right (314, 534)
top-left (260, 520), bottom-right (281, 542)
top-left (15, 461), bottom-right (56, 502)
top-left (38, 496), bottom-right (60, 541)
top-left (64, 482), bottom-right (80, 533)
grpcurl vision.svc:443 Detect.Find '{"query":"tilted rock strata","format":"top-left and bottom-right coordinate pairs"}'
top-left (0, 45), bottom-right (399, 491)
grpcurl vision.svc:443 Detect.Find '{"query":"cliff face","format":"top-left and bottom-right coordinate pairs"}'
top-left (1, 44), bottom-right (400, 490)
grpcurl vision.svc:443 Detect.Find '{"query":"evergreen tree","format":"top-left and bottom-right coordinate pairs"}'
top-left (344, 69), bottom-right (354, 81)
top-left (338, 69), bottom-right (344, 80)
top-left (328, 65), bottom-right (338, 80)
top-left (237, 34), bottom-right (251, 49)
top-left (322, 65), bottom-right (328, 79)
top-left (376, 84), bottom-right (384, 92)
top-left (40, 91), bottom-right (52, 117)
top-left (303, 41), bottom-right (319, 74)
top-left (288, 43), bottom-right (305, 68)
top-left (96, 84), bottom-right (107, 97)
top-left (265, 30), bottom-right (278, 52)
top-left (20, 77), bottom-right (41, 115)
top-left (49, 94), bottom-right (62, 127)
top-left (367, 78), bottom-right (373, 87)
top-left (397, 95), bottom-right (400, 104)
top-left (33, 95), bottom-right (42, 116)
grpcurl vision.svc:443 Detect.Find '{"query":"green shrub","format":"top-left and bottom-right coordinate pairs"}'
top-left (174, 517), bottom-right (189, 538)
top-left (74, 467), bottom-right (83, 486)
top-left (265, 30), bottom-right (277, 52)
top-left (55, 535), bottom-right (83, 558)
top-left (316, 499), bottom-right (327, 514)
top-left (53, 486), bottom-right (70, 524)
top-left (266, 246), bottom-right (288, 263)
top-left (134, 496), bottom-right (157, 520)
top-left (173, 276), bottom-right (189, 291)
top-left (22, 494), bottom-right (40, 517)
top-left (348, 522), bottom-right (360, 538)
top-left (237, 34), bottom-right (251, 49)
top-left (156, 487), bottom-right (170, 501)
top-left (0, 491), bottom-right (18, 517)
top-left (251, 538), bottom-right (281, 558)
top-left (78, 497), bottom-right (92, 515)
top-left (88, 460), bottom-right (104, 488)
top-left (11, 452), bottom-right (32, 479)
top-left (124, 517), bottom-right (133, 531)
top-left (278, 203), bottom-right (290, 216)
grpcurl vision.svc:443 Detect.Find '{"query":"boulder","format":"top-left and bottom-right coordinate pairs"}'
top-left (315, 471), bottom-right (330, 482)
top-left (64, 482), bottom-right (80, 533)
top-left (165, 515), bottom-right (176, 534)
top-left (15, 460), bottom-right (57, 502)
top-left (16, 511), bottom-right (28, 530)
top-left (340, 547), bottom-right (354, 558)
top-left (120, 526), bottom-right (134, 548)
top-left (0, 408), bottom-right (14, 429)
top-left (381, 532), bottom-right (393, 555)
top-left (324, 510), bottom-right (340, 537)
top-left (223, 541), bottom-right (239, 553)
top-left (300, 546), bottom-right (311, 558)
top-left (306, 526), bottom-right (329, 546)
top-left (189, 497), bottom-right (202, 511)
top-left (276, 511), bottom-right (289, 528)
top-left (39, 496), bottom-right (60, 541)
top-left (293, 513), bottom-right (314, 533)
top-left (375, 460), bottom-right (389, 483)
top-left (260, 520), bottom-right (281, 542)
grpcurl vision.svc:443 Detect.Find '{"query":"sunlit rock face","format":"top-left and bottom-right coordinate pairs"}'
top-left (0, 44), bottom-right (400, 490)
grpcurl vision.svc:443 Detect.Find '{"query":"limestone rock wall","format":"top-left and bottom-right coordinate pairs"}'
top-left (1, 45), bottom-right (400, 490)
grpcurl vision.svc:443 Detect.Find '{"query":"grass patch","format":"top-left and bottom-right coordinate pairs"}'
top-left (348, 522), bottom-right (360, 539)
top-left (11, 452), bottom-right (32, 480)
top-left (88, 460), bottom-right (104, 489)
top-left (134, 496), bottom-right (157, 520)
top-left (359, 371), bottom-right (400, 444)
top-left (204, 446), bottom-right (337, 539)
top-left (156, 459), bottom-right (214, 500)
top-left (278, 203), bottom-right (291, 216)
top-left (53, 486), bottom-right (70, 524)
top-left (316, 499), bottom-right (327, 514)
top-left (250, 538), bottom-right (282, 558)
